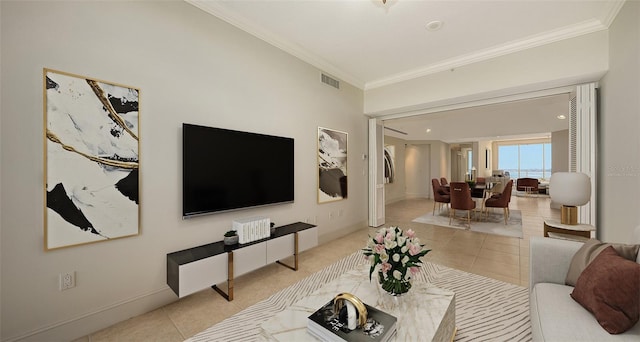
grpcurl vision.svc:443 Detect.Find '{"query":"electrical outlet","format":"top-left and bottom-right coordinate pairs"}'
top-left (59, 271), bottom-right (75, 291)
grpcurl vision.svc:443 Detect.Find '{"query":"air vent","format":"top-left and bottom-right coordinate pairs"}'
top-left (321, 73), bottom-right (340, 89)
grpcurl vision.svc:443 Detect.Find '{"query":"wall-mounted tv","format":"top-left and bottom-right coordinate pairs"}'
top-left (182, 123), bottom-right (294, 218)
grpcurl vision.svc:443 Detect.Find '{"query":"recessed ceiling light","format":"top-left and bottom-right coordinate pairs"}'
top-left (426, 21), bottom-right (443, 31)
top-left (426, 128), bottom-right (432, 133)
top-left (557, 114), bottom-right (567, 120)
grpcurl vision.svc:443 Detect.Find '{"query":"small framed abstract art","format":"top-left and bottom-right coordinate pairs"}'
top-left (317, 127), bottom-right (348, 203)
top-left (384, 145), bottom-right (396, 184)
top-left (43, 68), bottom-right (140, 250)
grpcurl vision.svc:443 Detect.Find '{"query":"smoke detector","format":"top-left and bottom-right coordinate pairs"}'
top-left (426, 20), bottom-right (444, 31)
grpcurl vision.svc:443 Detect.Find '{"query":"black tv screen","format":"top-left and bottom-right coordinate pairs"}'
top-left (182, 123), bottom-right (294, 217)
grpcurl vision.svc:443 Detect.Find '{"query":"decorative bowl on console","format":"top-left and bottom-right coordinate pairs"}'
top-left (223, 230), bottom-right (239, 245)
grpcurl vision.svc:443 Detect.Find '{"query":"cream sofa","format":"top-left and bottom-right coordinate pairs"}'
top-left (529, 237), bottom-right (640, 341)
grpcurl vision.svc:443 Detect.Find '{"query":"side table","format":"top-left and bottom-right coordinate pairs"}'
top-left (543, 219), bottom-right (595, 242)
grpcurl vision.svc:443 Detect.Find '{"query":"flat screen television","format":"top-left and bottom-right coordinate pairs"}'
top-left (182, 123), bottom-right (294, 218)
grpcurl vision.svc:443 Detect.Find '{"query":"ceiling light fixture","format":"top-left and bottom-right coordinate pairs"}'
top-left (426, 128), bottom-right (432, 133)
top-left (557, 114), bottom-right (567, 120)
top-left (426, 20), bottom-right (444, 31)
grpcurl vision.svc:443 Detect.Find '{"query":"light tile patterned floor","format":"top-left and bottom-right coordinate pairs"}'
top-left (75, 196), bottom-right (558, 341)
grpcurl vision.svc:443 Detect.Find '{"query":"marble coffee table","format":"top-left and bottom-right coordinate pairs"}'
top-left (259, 267), bottom-right (456, 341)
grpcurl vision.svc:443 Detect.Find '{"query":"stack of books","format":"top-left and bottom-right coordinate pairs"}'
top-left (307, 299), bottom-right (397, 342)
top-left (232, 216), bottom-right (271, 244)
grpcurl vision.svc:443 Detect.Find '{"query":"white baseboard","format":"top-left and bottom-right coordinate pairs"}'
top-left (405, 193), bottom-right (429, 199)
top-left (6, 287), bottom-right (177, 342)
top-left (385, 195), bottom-right (406, 205)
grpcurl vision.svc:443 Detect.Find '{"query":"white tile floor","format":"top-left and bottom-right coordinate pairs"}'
top-left (75, 196), bottom-right (558, 341)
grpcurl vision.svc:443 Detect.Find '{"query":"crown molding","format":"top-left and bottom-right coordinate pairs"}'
top-left (185, 0), bottom-right (366, 89)
top-left (600, 0), bottom-right (625, 27)
top-left (186, 0), bottom-right (617, 93)
top-left (365, 19), bottom-right (608, 90)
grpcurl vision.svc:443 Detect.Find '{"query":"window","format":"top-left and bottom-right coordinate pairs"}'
top-left (497, 142), bottom-right (551, 179)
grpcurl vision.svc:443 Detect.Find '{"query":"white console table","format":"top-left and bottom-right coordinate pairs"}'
top-left (167, 222), bottom-right (318, 300)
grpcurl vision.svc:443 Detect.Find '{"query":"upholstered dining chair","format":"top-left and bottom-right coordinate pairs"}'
top-left (431, 178), bottom-right (450, 215)
top-left (449, 182), bottom-right (476, 228)
top-left (485, 179), bottom-right (514, 224)
top-left (439, 177), bottom-right (450, 194)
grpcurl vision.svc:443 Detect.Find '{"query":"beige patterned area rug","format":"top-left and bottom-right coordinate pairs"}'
top-left (187, 251), bottom-right (531, 342)
top-left (412, 209), bottom-right (523, 238)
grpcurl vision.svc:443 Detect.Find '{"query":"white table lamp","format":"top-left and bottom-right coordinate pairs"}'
top-left (549, 172), bottom-right (591, 225)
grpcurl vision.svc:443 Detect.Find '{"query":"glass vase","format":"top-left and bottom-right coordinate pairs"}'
top-left (378, 271), bottom-right (412, 296)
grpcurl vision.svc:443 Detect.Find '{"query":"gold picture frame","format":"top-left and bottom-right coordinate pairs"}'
top-left (43, 68), bottom-right (140, 250)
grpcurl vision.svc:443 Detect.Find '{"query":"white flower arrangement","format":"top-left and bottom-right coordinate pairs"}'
top-left (362, 226), bottom-right (430, 295)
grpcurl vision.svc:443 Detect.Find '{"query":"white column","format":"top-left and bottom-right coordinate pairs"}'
top-left (573, 83), bottom-right (597, 226)
top-left (368, 118), bottom-right (385, 227)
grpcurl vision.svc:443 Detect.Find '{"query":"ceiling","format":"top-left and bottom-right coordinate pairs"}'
top-left (187, 0), bottom-right (621, 90)
top-left (186, 0), bottom-right (620, 142)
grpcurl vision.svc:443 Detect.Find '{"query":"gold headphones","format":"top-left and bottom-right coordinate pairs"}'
top-left (333, 293), bottom-right (368, 327)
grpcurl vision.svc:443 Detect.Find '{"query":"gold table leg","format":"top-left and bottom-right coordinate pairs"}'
top-left (212, 251), bottom-right (234, 301)
top-left (214, 233), bottom-right (301, 301)
top-left (276, 232), bottom-right (299, 271)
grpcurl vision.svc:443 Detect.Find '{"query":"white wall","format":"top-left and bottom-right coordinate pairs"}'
top-left (428, 141), bottom-right (450, 186)
top-left (598, 0), bottom-right (640, 243)
top-left (381, 137), bottom-right (452, 201)
top-left (383, 136), bottom-right (407, 204)
top-left (0, 1), bottom-right (366, 340)
top-left (450, 148), bottom-right (462, 182)
top-left (404, 144), bottom-right (431, 198)
top-left (552, 129), bottom-right (569, 173)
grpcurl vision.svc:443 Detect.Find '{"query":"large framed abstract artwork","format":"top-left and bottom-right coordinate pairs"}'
top-left (43, 69), bottom-right (140, 250)
top-left (317, 127), bottom-right (348, 203)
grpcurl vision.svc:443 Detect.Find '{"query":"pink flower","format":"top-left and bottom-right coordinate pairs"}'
top-left (410, 266), bottom-right (420, 275)
top-left (381, 262), bottom-right (392, 274)
top-left (408, 242), bottom-right (422, 256)
top-left (374, 244), bottom-right (385, 254)
top-left (385, 231), bottom-right (394, 241)
top-left (406, 229), bottom-right (416, 239)
top-left (375, 233), bottom-right (384, 244)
